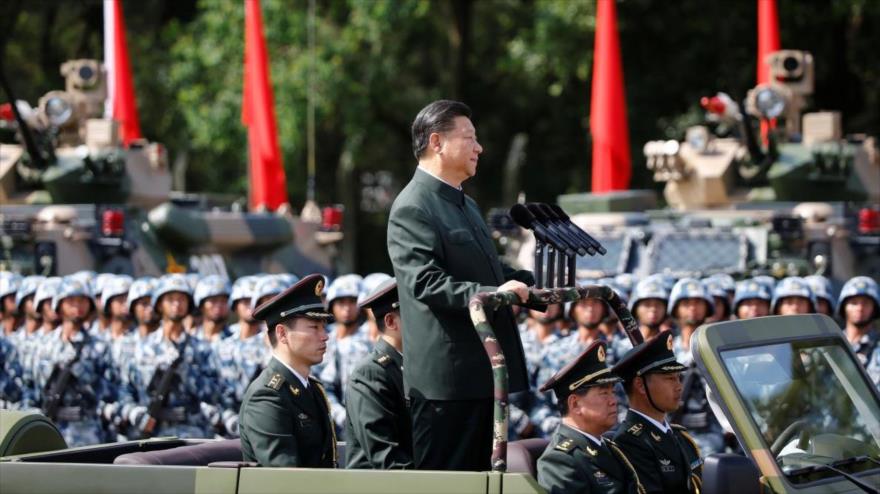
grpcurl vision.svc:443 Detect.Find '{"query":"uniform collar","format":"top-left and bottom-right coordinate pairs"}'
top-left (272, 354), bottom-right (310, 388)
top-left (375, 337), bottom-right (403, 368)
top-left (562, 423), bottom-right (604, 447)
top-left (413, 167), bottom-right (465, 205)
top-left (629, 408), bottom-right (671, 434)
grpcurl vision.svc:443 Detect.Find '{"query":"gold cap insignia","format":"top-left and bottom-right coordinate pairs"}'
top-left (597, 345), bottom-right (606, 363)
top-left (666, 335), bottom-right (673, 350)
top-left (315, 278), bottom-right (325, 296)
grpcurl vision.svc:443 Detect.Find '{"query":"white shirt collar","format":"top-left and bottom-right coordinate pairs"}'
top-left (568, 425), bottom-right (604, 447)
top-left (272, 354), bottom-right (310, 388)
top-left (418, 166), bottom-right (463, 191)
top-left (630, 408), bottom-right (671, 434)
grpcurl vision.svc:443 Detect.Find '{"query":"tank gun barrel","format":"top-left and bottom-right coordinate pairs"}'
top-left (0, 59), bottom-right (51, 169)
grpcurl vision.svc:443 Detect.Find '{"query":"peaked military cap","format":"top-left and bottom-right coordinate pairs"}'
top-left (358, 278), bottom-right (399, 320)
top-left (539, 341), bottom-right (620, 400)
top-left (253, 274), bottom-right (332, 329)
top-left (612, 330), bottom-right (685, 382)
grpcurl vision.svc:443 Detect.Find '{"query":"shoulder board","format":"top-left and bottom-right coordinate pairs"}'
top-left (266, 372), bottom-right (283, 391)
top-left (375, 354), bottom-right (392, 367)
top-left (554, 437), bottom-right (577, 453)
top-left (626, 423), bottom-right (644, 436)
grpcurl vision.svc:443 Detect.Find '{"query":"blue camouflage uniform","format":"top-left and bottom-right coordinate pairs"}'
top-left (23, 278), bottom-right (117, 446)
top-left (319, 274), bottom-right (372, 435)
top-left (669, 278), bottom-right (725, 456)
top-left (114, 274), bottom-right (221, 439)
top-left (837, 276), bottom-right (880, 387)
top-left (0, 336), bottom-right (24, 409)
top-left (215, 329), bottom-right (271, 436)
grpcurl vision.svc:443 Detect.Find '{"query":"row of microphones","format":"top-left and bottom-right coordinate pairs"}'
top-left (509, 203), bottom-right (606, 289)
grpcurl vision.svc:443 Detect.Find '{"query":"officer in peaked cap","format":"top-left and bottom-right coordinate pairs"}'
top-left (345, 278), bottom-right (413, 469)
top-left (239, 274), bottom-right (337, 468)
top-left (612, 331), bottom-right (703, 494)
top-left (537, 341), bottom-right (645, 494)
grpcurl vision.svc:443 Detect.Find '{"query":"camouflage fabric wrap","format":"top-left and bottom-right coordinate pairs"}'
top-left (469, 284), bottom-right (641, 472)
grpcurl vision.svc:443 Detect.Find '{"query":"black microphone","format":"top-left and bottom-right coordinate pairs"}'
top-left (525, 203), bottom-right (587, 257)
top-left (548, 204), bottom-right (607, 255)
top-left (509, 204), bottom-right (576, 258)
top-left (533, 203), bottom-right (596, 256)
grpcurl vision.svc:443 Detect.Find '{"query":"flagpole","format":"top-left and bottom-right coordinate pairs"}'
top-left (306, 0), bottom-right (317, 203)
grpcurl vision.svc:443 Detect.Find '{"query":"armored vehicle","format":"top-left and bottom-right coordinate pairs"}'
top-left (2, 286), bottom-right (877, 493)
top-left (505, 50), bottom-right (879, 286)
top-left (0, 59), bottom-right (341, 278)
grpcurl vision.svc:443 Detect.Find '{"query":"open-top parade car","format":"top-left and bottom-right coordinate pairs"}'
top-left (1, 287), bottom-right (878, 494)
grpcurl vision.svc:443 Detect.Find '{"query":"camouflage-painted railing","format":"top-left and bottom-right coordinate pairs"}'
top-left (468, 284), bottom-right (642, 473)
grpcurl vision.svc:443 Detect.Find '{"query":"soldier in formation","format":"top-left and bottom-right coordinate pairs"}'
top-left (345, 278), bottom-right (413, 469)
top-left (838, 276), bottom-right (880, 386)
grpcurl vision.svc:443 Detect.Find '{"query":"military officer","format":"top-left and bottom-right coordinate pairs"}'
top-left (26, 278), bottom-right (117, 446)
top-left (345, 278), bottom-right (413, 469)
top-left (115, 274), bottom-right (220, 439)
top-left (732, 279), bottom-right (772, 320)
top-left (612, 331), bottom-right (703, 494)
top-left (771, 277), bottom-right (816, 315)
top-left (239, 274), bottom-right (336, 468)
top-left (537, 341), bottom-right (645, 494)
top-left (387, 100), bottom-right (534, 471)
top-left (192, 275), bottom-right (232, 343)
top-left (837, 276), bottom-right (880, 385)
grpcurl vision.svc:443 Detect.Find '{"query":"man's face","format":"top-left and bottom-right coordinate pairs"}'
top-left (845, 295), bottom-right (876, 326)
top-left (572, 298), bottom-right (605, 328)
top-left (676, 298), bottom-right (708, 326)
top-left (2, 295), bottom-right (15, 316)
top-left (160, 292), bottom-right (190, 322)
top-left (777, 296), bottom-right (811, 316)
top-left (202, 295), bottom-right (230, 322)
top-left (642, 372), bottom-right (683, 413)
top-left (235, 299), bottom-right (255, 323)
top-left (815, 299), bottom-right (832, 316)
top-left (706, 297), bottom-right (728, 323)
top-left (133, 297), bottom-right (154, 324)
top-left (737, 298), bottom-right (770, 319)
top-left (635, 299), bottom-right (666, 326)
top-left (437, 116), bottom-right (482, 180)
top-left (22, 296), bottom-right (37, 318)
top-left (280, 317), bottom-right (329, 366)
top-left (40, 301), bottom-right (58, 326)
top-left (570, 384), bottom-right (618, 432)
top-left (108, 295), bottom-right (129, 319)
top-left (331, 297), bottom-right (360, 325)
top-left (60, 295), bottom-right (91, 325)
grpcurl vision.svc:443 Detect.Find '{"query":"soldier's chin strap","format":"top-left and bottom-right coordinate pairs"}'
top-left (641, 374), bottom-right (667, 415)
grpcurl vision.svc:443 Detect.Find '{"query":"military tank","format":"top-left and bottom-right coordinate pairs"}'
top-left (0, 59), bottom-right (341, 278)
top-left (505, 50), bottom-right (879, 286)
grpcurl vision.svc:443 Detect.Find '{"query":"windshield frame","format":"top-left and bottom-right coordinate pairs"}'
top-left (693, 314), bottom-right (880, 492)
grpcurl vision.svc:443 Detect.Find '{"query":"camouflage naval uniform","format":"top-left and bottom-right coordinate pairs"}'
top-left (837, 276), bottom-right (880, 387)
top-left (117, 329), bottom-right (221, 438)
top-left (0, 336), bottom-right (24, 409)
top-left (27, 328), bottom-right (117, 446)
top-left (216, 331), bottom-right (271, 436)
top-left (319, 322), bottom-right (372, 433)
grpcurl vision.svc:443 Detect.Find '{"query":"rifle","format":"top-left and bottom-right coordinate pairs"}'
top-left (42, 341), bottom-right (85, 421)
top-left (141, 337), bottom-right (189, 438)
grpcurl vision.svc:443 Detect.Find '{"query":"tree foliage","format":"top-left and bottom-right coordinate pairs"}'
top-left (2, 0), bottom-right (878, 272)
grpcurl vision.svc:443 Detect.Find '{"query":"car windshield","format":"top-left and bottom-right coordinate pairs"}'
top-left (720, 338), bottom-right (880, 479)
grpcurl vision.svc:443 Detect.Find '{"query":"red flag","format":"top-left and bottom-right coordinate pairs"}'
top-left (757, 0), bottom-right (780, 84)
top-left (590, 0), bottom-right (631, 193)
top-left (104, 0), bottom-right (142, 145)
top-left (242, 0), bottom-right (288, 211)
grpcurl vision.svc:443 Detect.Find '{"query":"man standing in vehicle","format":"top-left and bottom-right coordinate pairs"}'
top-left (837, 276), bottom-right (880, 387)
top-left (239, 274), bottom-right (337, 468)
top-left (387, 100), bottom-right (534, 471)
top-left (612, 331), bottom-right (703, 493)
top-left (537, 341), bottom-right (645, 494)
top-left (345, 278), bottom-right (413, 469)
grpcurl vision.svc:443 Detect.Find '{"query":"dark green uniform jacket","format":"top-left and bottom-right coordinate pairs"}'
top-left (538, 424), bottom-right (645, 494)
top-left (239, 357), bottom-right (336, 468)
top-left (344, 338), bottom-right (413, 469)
top-left (612, 410), bottom-right (703, 494)
top-left (387, 168), bottom-right (534, 400)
